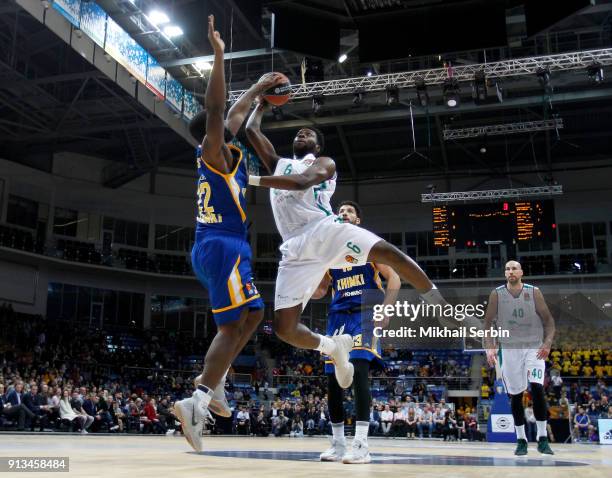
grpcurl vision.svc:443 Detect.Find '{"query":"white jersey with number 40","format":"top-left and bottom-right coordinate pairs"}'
top-left (496, 283), bottom-right (544, 346)
top-left (270, 154), bottom-right (337, 242)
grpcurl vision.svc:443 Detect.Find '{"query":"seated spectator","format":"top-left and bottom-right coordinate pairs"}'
top-left (236, 406), bottom-right (250, 435)
top-left (290, 415), bottom-right (304, 438)
top-left (318, 406), bottom-right (329, 434)
top-left (58, 389), bottom-right (88, 433)
top-left (253, 412), bottom-right (269, 437)
top-left (3, 381), bottom-right (36, 431)
top-left (466, 413), bottom-right (480, 441)
top-left (380, 404), bottom-right (394, 436)
top-left (406, 408), bottom-right (417, 438)
top-left (70, 390), bottom-right (94, 433)
top-left (143, 399), bottom-right (163, 434)
top-left (392, 404), bottom-right (407, 437)
top-left (573, 406), bottom-right (590, 440)
top-left (442, 410), bottom-right (458, 441)
top-left (432, 406), bottom-right (446, 437)
top-left (23, 384), bottom-right (49, 431)
top-left (93, 394), bottom-right (116, 432)
top-left (369, 405), bottom-right (381, 437)
top-left (305, 406), bottom-right (318, 436)
top-left (271, 411), bottom-right (288, 437)
top-left (156, 397), bottom-right (177, 432)
top-left (455, 412), bottom-right (466, 441)
top-left (418, 405), bottom-right (434, 438)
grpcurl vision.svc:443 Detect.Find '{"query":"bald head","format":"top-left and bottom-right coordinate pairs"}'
top-left (504, 260), bottom-right (523, 285)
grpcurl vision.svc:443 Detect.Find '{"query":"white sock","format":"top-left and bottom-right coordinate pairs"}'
top-left (316, 335), bottom-right (336, 355)
top-left (194, 384), bottom-right (214, 409)
top-left (218, 370), bottom-right (228, 389)
top-left (420, 285), bottom-right (446, 305)
top-left (355, 421), bottom-right (369, 443)
top-left (536, 420), bottom-right (547, 439)
top-left (332, 422), bottom-right (345, 444)
top-left (515, 424), bottom-right (526, 440)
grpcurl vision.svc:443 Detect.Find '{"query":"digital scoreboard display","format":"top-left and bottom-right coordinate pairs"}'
top-left (433, 200), bottom-right (556, 248)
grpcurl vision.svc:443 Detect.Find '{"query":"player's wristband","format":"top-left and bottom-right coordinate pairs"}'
top-left (248, 175), bottom-right (261, 186)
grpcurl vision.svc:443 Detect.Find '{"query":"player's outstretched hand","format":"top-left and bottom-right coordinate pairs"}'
top-left (208, 15), bottom-right (225, 53)
top-left (536, 343), bottom-right (551, 360)
top-left (255, 72), bottom-right (285, 94)
top-left (485, 348), bottom-right (497, 367)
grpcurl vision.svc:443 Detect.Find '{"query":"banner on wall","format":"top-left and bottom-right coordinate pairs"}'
top-left (105, 16), bottom-right (148, 84)
top-left (52, 0), bottom-right (81, 27)
top-left (79, 0), bottom-right (107, 48)
top-left (146, 56), bottom-right (166, 99)
top-left (165, 73), bottom-right (184, 112)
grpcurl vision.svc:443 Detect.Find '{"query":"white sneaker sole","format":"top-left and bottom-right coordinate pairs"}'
top-left (342, 454), bottom-right (372, 464)
top-left (332, 334), bottom-right (355, 389)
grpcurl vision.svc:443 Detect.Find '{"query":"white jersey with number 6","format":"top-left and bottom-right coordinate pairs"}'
top-left (268, 154), bottom-right (381, 311)
top-left (270, 154), bottom-right (336, 242)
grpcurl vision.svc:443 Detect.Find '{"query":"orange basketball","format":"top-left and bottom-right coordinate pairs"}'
top-left (262, 72), bottom-right (291, 106)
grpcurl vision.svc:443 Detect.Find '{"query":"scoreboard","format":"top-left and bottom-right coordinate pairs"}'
top-left (433, 200), bottom-right (556, 248)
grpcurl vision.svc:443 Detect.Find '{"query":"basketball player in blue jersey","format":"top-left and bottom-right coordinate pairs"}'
top-left (311, 200), bottom-right (400, 464)
top-left (246, 101), bottom-right (454, 393)
top-left (484, 260), bottom-right (555, 456)
top-left (173, 15), bottom-right (283, 453)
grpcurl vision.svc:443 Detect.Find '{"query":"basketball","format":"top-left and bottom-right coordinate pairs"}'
top-left (262, 72), bottom-right (291, 106)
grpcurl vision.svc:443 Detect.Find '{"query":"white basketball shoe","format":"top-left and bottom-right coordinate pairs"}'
top-left (330, 334), bottom-right (354, 388)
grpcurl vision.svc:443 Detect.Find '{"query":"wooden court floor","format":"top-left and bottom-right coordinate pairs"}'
top-left (0, 434), bottom-right (610, 478)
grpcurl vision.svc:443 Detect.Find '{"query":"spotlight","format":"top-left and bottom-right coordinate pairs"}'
top-left (443, 78), bottom-right (460, 108)
top-left (163, 25), bottom-right (184, 38)
top-left (537, 67), bottom-right (552, 93)
top-left (148, 10), bottom-right (170, 26)
top-left (366, 70), bottom-right (373, 77)
top-left (338, 53), bottom-right (348, 63)
top-left (587, 62), bottom-right (604, 84)
top-left (385, 85), bottom-right (399, 106)
top-left (312, 95), bottom-right (324, 114)
top-left (472, 70), bottom-right (488, 103)
top-left (352, 88), bottom-right (365, 106)
top-left (480, 145), bottom-right (487, 154)
top-left (415, 78), bottom-right (429, 107)
top-left (194, 60), bottom-right (212, 71)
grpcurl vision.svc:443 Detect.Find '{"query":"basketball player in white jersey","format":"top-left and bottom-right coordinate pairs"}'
top-left (245, 99), bottom-right (449, 390)
top-left (484, 260), bottom-right (555, 456)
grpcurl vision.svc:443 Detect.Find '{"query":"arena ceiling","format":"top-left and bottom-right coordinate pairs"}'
top-left (1, 0), bottom-right (612, 189)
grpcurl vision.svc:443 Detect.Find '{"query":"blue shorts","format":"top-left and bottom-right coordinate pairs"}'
top-left (191, 231), bottom-right (263, 325)
top-left (324, 308), bottom-right (384, 374)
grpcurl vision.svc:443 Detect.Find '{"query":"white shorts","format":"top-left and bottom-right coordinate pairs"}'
top-left (499, 347), bottom-right (544, 395)
top-left (274, 216), bottom-right (382, 310)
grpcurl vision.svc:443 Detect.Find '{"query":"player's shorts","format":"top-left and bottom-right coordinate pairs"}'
top-left (499, 346), bottom-right (544, 395)
top-left (324, 308), bottom-right (384, 374)
top-left (274, 215), bottom-right (381, 310)
top-left (191, 231), bottom-right (263, 325)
